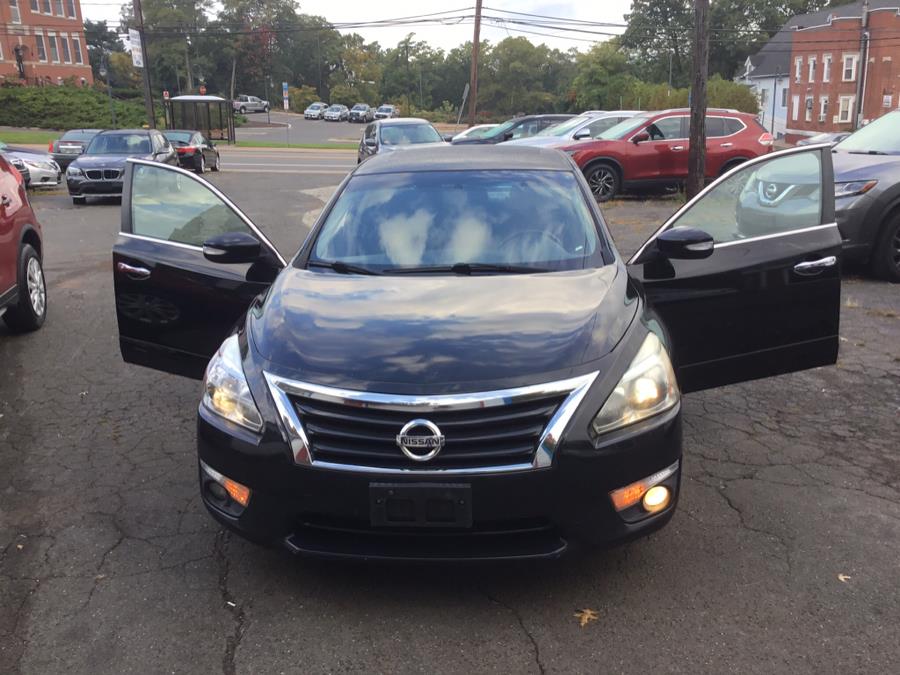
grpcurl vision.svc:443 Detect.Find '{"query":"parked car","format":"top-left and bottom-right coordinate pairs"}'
top-left (505, 111), bottom-right (643, 149)
top-left (562, 108), bottom-right (774, 201)
top-left (0, 141), bottom-right (61, 188)
top-left (797, 131), bottom-right (851, 147)
top-left (357, 118), bottom-right (448, 163)
top-left (48, 129), bottom-right (102, 169)
top-left (830, 110), bottom-right (900, 281)
top-left (2, 155), bottom-right (30, 187)
top-left (110, 144), bottom-right (840, 559)
top-left (324, 104), bottom-right (350, 122)
top-left (163, 130), bottom-right (221, 174)
top-left (0, 153), bottom-right (46, 333)
top-left (304, 102), bottom-right (328, 120)
top-left (66, 129), bottom-right (177, 204)
top-left (451, 124), bottom-right (498, 141)
top-left (349, 104), bottom-right (374, 123)
top-left (374, 104), bottom-right (400, 119)
top-left (451, 114), bottom-right (575, 145)
top-left (233, 95), bottom-right (270, 114)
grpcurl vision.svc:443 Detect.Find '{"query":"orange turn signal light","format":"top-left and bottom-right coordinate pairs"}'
top-left (223, 478), bottom-right (251, 507)
top-left (609, 463), bottom-right (678, 513)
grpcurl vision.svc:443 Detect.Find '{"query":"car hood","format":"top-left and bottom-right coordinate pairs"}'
top-left (250, 266), bottom-right (634, 392)
top-left (8, 150), bottom-right (55, 164)
top-left (451, 136), bottom-right (499, 145)
top-left (831, 151), bottom-right (900, 181)
top-left (71, 154), bottom-right (148, 169)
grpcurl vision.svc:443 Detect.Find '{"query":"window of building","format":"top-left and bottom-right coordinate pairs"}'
top-left (838, 95), bottom-right (855, 123)
top-left (48, 33), bottom-right (59, 62)
top-left (53, 0), bottom-right (62, 14)
top-left (65, 0), bottom-right (74, 16)
top-left (41, 0), bottom-right (50, 13)
top-left (843, 53), bottom-right (859, 82)
top-left (0, 40), bottom-right (4, 61)
top-left (795, 56), bottom-right (803, 82)
top-left (808, 56), bottom-right (817, 83)
top-left (60, 35), bottom-right (71, 63)
top-left (72, 36), bottom-right (82, 63)
top-left (819, 96), bottom-right (829, 122)
top-left (759, 88), bottom-right (768, 106)
top-left (781, 87), bottom-right (788, 108)
top-left (9, 0), bottom-right (21, 23)
top-left (823, 54), bottom-right (832, 82)
top-left (804, 95), bottom-right (813, 122)
top-left (29, 0), bottom-right (38, 10)
top-left (792, 94), bottom-right (800, 121)
top-left (34, 33), bottom-right (47, 61)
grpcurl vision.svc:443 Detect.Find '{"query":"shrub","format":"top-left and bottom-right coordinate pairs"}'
top-left (0, 85), bottom-right (147, 129)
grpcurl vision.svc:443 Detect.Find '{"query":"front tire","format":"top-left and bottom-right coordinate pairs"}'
top-left (211, 153), bottom-right (220, 172)
top-left (872, 212), bottom-right (900, 282)
top-left (584, 162), bottom-right (620, 202)
top-left (3, 244), bottom-right (46, 333)
top-left (239, 106), bottom-right (246, 114)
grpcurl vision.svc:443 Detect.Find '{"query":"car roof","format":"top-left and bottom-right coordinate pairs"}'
top-left (96, 129), bottom-right (153, 135)
top-left (354, 145), bottom-right (573, 175)
top-left (646, 108), bottom-right (749, 117)
top-left (62, 128), bottom-right (102, 134)
top-left (376, 117), bottom-right (432, 126)
top-left (164, 129), bottom-right (198, 134)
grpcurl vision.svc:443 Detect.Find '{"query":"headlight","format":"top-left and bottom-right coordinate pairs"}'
top-left (591, 331), bottom-right (679, 436)
top-left (202, 335), bottom-right (263, 432)
top-left (834, 180), bottom-right (877, 197)
top-left (67, 166), bottom-right (83, 176)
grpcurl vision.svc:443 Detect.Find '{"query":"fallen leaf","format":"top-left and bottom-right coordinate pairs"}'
top-left (226, 600), bottom-right (236, 608)
top-left (574, 608), bottom-right (599, 627)
top-left (16, 544), bottom-right (24, 550)
top-left (838, 574), bottom-right (851, 583)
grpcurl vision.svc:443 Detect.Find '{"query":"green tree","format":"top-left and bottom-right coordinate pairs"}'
top-left (83, 19), bottom-right (124, 82)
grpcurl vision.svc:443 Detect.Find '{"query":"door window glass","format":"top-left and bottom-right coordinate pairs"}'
top-left (723, 118), bottom-right (745, 135)
top-left (666, 151), bottom-right (822, 243)
top-left (587, 117), bottom-right (622, 138)
top-left (645, 117), bottom-right (683, 140)
top-left (131, 164), bottom-right (252, 246)
top-left (705, 117), bottom-right (726, 137)
top-left (364, 124), bottom-right (376, 140)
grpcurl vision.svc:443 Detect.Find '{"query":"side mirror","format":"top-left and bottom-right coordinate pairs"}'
top-left (442, 133), bottom-right (454, 142)
top-left (502, 131), bottom-right (514, 142)
top-left (364, 138), bottom-right (377, 148)
top-left (202, 231), bottom-right (261, 263)
top-left (656, 228), bottom-right (714, 260)
top-left (632, 132), bottom-right (650, 144)
top-left (573, 130), bottom-right (591, 141)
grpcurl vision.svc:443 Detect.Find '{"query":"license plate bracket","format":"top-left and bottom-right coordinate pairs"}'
top-left (369, 483), bottom-right (472, 528)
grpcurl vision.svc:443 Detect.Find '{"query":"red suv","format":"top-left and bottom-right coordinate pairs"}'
top-left (0, 154), bottom-right (46, 332)
top-left (561, 109), bottom-right (774, 201)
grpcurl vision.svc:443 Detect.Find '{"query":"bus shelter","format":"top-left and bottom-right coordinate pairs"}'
top-left (164, 95), bottom-right (235, 143)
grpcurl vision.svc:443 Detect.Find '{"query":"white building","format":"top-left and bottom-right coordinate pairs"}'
top-left (736, 28), bottom-right (793, 139)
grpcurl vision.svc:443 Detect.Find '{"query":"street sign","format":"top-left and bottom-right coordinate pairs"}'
top-left (128, 29), bottom-right (143, 68)
top-left (282, 81), bottom-right (289, 111)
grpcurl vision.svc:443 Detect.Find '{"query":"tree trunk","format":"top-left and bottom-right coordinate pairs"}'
top-left (686, 0), bottom-right (709, 200)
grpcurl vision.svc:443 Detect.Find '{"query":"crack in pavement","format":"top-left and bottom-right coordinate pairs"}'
top-left (480, 588), bottom-right (545, 674)
top-left (215, 529), bottom-right (247, 675)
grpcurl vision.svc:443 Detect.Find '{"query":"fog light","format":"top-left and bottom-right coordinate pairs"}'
top-left (200, 460), bottom-right (251, 508)
top-left (642, 485), bottom-right (670, 513)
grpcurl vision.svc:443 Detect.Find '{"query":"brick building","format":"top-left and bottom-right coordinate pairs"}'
top-left (0, 0), bottom-right (93, 86)
top-left (741, 1), bottom-right (900, 144)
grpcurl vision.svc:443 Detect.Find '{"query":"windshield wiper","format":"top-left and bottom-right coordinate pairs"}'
top-left (387, 262), bottom-right (549, 275)
top-left (307, 260), bottom-right (380, 275)
top-left (848, 150), bottom-right (889, 155)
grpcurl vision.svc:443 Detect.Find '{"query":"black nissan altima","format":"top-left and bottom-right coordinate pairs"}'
top-left (112, 145), bottom-right (841, 561)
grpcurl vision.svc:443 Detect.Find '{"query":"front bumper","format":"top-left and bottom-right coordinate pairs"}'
top-left (22, 165), bottom-right (60, 187)
top-left (197, 404), bottom-right (682, 561)
top-left (835, 193), bottom-right (879, 263)
top-left (67, 176), bottom-right (123, 196)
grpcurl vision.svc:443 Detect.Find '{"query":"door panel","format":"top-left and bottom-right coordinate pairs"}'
top-left (114, 160), bottom-right (284, 378)
top-left (0, 159), bottom-right (22, 293)
top-left (628, 146), bottom-right (840, 393)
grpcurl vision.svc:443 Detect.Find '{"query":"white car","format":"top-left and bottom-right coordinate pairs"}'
top-left (0, 141), bottom-right (60, 187)
top-left (451, 124), bottom-right (498, 142)
top-left (504, 111), bottom-right (643, 149)
top-left (324, 104), bottom-right (349, 122)
top-left (304, 102), bottom-right (328, 120)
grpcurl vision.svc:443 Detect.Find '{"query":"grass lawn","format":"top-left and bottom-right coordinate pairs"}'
top-left (235, 140), bottom-right (357, 150)
top-left (0, 129), bottom-right (59, 145)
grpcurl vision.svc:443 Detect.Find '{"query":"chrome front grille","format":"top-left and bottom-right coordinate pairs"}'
top-left (86, 169), bottom-right (122, 180)
top-left (264, 371), bottom-right (599, 474)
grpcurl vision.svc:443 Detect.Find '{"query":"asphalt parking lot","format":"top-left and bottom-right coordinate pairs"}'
top-left (236, 110), bottom-right (364, 145)
top-left (1, 149), bottom-right (899, 674)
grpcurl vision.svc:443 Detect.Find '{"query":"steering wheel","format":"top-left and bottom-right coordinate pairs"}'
top-left (499, 229), bottom-right (568, 255)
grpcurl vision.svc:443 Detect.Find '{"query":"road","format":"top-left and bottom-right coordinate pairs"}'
top-left (235, 110), bottom-right (362, 145)
top-left (1, 151), bottom-right (899, 674)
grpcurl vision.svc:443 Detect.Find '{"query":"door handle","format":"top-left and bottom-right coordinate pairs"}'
top-left (117, 261), bottom-right (151, 279)
top-left (720, 142), bottom-right (733, 148)
top-left (793, 256), bottom-right (837, 276)
top-left (671, 145), bottom-right (685, 151)
top-left (0, 195), bottom-right (10, 207)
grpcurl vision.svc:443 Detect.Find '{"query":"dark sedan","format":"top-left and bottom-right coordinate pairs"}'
top-left (66, 129), bottom-right (177, 204)
top-left (164, 130), bottom-right (221, 174)
top-left (110, 144), bottom-right (840, 561)
top-left (48, 129), bottom-right (102, 169)
top-left (451, 114), bottom-right (574, 145)
top-left (830, 110), bottom-right (900, 281)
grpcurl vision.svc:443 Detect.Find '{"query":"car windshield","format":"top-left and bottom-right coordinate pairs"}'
top-left (596, 116), bottom-right (651, 140)
top-left (352, 105), bottom-right (367, 110)
top-left (380, 124), bottom-right (442, 145)
top-left (328, 105), bottom-right (341, 112)
top-left (536, 115), bottom-right (594, 137)
top-left (62, 130), bottom-right (98, 142)
top-left (834, 111), bottom-right (900, 154)
top-left (463, 126), bottom-right (495, 138)
top-left (309, 170), bottom-right (602, 273)
top-left (377, 106), bottom-right (393, 113)
top-left (481, 119), bottom-right (520, 140)
top-left (165, 132), bottom-right (193, 145)
top-left (309, 104), bottom-right (322, 110)
top-left (86, 133), bottom-right (151, 154)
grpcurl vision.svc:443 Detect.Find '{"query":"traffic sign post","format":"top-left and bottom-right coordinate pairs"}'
top-left (282, 81), bottom-right (289, 112)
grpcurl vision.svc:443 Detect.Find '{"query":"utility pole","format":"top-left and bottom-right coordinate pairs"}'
top-left (132, 0), bottom-right (156, 128)
top-left (771, 71), bottom-right (779, 136)
top-left (686, 0), bottom-right (709, 200)
top-left (467, 0), bottom-right (482, 126)
top-left (854, 0), bottom-right (870, 130)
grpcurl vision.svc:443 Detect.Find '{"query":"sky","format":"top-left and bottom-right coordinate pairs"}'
top-left (79, 0), bottom-right (634, 53)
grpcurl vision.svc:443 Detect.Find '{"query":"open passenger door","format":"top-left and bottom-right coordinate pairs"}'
top-left (113, 159), bottom-right (285, 379)
top-left (627, 146), bottom-right (841, 393)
